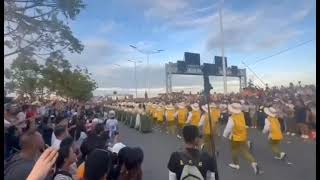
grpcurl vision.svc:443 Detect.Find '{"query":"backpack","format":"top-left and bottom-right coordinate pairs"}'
top-left (178, 151), bottom-right (204, 180)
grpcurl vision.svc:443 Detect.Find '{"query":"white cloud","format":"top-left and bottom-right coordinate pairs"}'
top-left (143, 0), bottom-right (189, 19)
top-left (98, 21), bottom-right (120, 34)
top-left (66, 38), bottom-right (132, 66)
top-left (203, 0), bottom-right (314, 53)
top-left (144, 0), bottom-right (314, 53)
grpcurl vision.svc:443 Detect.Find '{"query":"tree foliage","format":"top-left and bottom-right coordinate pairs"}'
top-left (5, 52), bottom-right (97, 102)
top-left (4, 0), bottom-right (85, 59)
top-left (248, 79), bottom-right (254, 89)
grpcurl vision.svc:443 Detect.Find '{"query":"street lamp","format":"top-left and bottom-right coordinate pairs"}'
top-left (128, 60), bottom-right (142, 98)
top-left (129, 45), bottom-right (165, 95)
top-left (219, 0), bottom-right (227, 95)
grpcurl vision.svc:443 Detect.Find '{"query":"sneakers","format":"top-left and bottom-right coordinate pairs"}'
top-left (291, 133), bottom-right (296, 136)
top-left (177, 135), bottom-right (182, 139)
top-left (286, 132), bottom-right (291, 135)
top-left (228, 163), bottom-right (240, 170)
top-left (274, 152), bottom-right (286, 160)
top-left (200, 144), bottom-right (205, 150)
top-left (302, 135), bottom-right (309, 139)
top-left (252, 163), bottom-right (263, 175)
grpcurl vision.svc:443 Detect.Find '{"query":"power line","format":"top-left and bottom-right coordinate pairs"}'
top-left (242, 61), bottom-right (266, 87)
top-left (249, 39), bottom-right (315, 67)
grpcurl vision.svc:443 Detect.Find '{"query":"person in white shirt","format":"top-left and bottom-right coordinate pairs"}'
top-left (51, 125), bottom-right (68, 150)
top-left (15, 104), bottom-right (29, 132)
top-left (105, 110), bottom-right (119, 145)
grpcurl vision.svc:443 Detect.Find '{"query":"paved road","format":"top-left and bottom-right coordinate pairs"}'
top-left (119, 123), bottom-right (316, 180)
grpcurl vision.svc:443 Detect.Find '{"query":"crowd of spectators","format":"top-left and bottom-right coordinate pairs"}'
top-left (4, 100), bottom-right (144, 180)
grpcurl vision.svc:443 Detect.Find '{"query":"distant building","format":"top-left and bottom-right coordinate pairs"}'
top-left (105, 94), bottom-right (134, 101)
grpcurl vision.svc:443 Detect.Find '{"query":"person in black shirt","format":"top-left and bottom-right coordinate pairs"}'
top-left (167, 125), bottom-right (219, 180)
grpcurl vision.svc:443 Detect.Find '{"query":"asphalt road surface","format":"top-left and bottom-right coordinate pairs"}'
top-left (118, 123), bottom-right (316, 180)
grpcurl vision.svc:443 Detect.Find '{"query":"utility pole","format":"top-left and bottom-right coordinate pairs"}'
top-left (219, 0), bottom-right (227, 95)
top-left (129, 45), bottom-right (164, 96)
top-left (128, 60), bottom-right (142, 98)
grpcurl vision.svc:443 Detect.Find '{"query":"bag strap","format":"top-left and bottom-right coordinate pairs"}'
top-left (52, 170), bottom-right (72, 179)
top-left (179, 149), bottom-right (202, 166)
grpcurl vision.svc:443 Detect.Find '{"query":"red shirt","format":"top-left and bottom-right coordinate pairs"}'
top-left (26, 111), bottom-right (37, 119)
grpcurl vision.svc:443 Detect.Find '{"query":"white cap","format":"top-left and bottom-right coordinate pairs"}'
top-left (111, 142), bottom-right (126, 154)
top-left (92, 118), bottom-right (103, 124)
top-left (109, 110), bottom-right (115, 118)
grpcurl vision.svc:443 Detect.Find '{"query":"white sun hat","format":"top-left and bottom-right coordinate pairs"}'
top-left (191, 103), bottom-right (200, 111)
top-left (165, 104), bottom-right (175, 110)
top-left (177, 102), bottom-right (186, 109)
top-left (228, 103), bottom-right (242, 114)
top-left (239, 100), bottom-right (245, 105)
top-left (210, 103), bottom-right (217, 108)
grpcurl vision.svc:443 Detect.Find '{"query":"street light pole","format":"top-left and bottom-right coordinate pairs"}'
top-left (129, 45), bottom-right (164, 96)
top-left (128, 60), bottom-right (142, 98)
top-left (219, 0), bottom-right (227, 95)
top-left (146, 54), bottom-right (149, 93)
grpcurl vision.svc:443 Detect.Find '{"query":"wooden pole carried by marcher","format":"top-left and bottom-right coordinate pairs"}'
top-left (202, 66), bottom-right (219, 180)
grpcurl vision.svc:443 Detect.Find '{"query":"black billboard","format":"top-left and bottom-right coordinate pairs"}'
top-left (184, 52), bottom-right (200, 65)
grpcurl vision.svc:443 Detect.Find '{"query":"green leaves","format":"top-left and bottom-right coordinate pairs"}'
top-left (4, 0), bottom-right (85, 59)
top-left (5, 52), bottom-right (97, 102)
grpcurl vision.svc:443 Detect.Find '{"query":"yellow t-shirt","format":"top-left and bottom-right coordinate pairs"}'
top-left (177, 108), bottom-right (188, 124)
top-left (203, 113), bottom-right (215, 135)
top-left (191, 110), bottom-right (201, 126)
top-left (166, 109), bottom-right (176, 122)
top-left (156, 108), bottom-right (164, 122)
top-left (231, 112), bottom-right (247, 142)
top-left (269, 117), bottom-right (283, 140)
top-left (210, 108), bottom-right (221, 123)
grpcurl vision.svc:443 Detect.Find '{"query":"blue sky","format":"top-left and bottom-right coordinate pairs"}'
top-left (64, 0), bottom-right (316, 96)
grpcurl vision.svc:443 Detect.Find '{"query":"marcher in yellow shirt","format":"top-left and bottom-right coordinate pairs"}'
top-left (263, 107), bottom-right (289, 161)
top-left (199, 104), bottom-right (218, 156)
top-left (186, 103), bottom-right (201, 126)
top-left (223, 103), bottom-right (262, 175)
top-left (156, 104), bottom-right (165, 131)
top-left (209, 103), bottom-right (221, 136)
top-left (165, 104), bottom-right (176, 135)
top-left (174, 102), bottom-right (188, 139)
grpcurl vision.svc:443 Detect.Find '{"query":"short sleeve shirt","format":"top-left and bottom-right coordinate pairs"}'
top-left (4, 154), bottom-right (36, 180)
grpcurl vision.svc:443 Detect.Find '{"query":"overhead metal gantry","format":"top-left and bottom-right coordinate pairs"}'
top-left (165, 62), bottom-right (247, 94)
